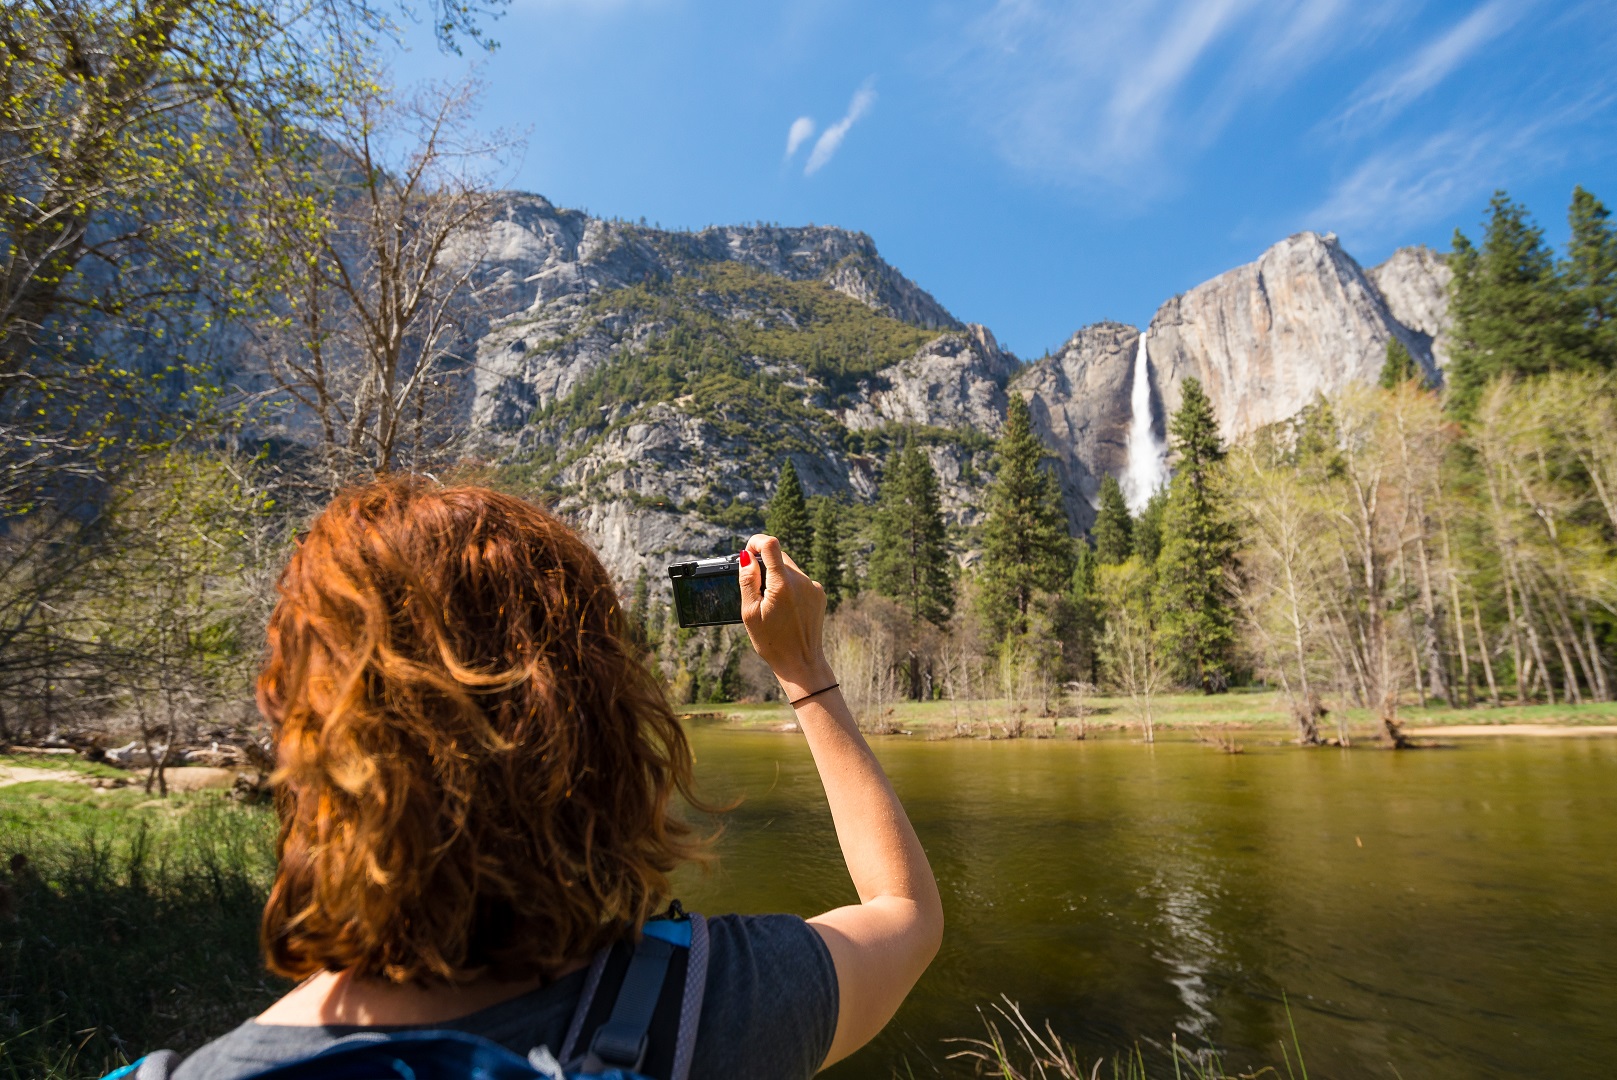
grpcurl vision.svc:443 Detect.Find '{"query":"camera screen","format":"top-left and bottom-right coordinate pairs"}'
top-left (672, 569), bottom-right (742, 626)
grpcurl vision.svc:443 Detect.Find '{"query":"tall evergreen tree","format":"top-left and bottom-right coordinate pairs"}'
top-left (626, 567), bottom-right (651, 651)
top-left (1133, 488), bottom-right (1167, 564)
top-left (1378, 338), bottom-right (1423, 389)
top-left (1092, 475), bottom-right (1133, 564)
top-left (809, 497), bottom-right (845, 612)
top-left (764, 458), bottom-right (813, 558)
top-left (1068, 543), bottom-right (1101, 685)
top-left (1153, 378), bottom-right (1239, 692)
top-left (1448, 192), bottom-right (1580, 417)
top-left (868, 438), bottom-right (954, 627)
top-left (1566, 185), bottom-right (1617, 369)
top-left (978, 396), bottom-right (1074, 641)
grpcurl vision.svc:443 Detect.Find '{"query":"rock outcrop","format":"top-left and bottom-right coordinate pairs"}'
top-left (842, 325), bottom-right (1016, 434)
top-left (1367, 244), bottom-right (1454, 373)
top-left (1146, 232), bottom-right (1438, 444)
top-left (1013, 322), bottom-right (1139, 532)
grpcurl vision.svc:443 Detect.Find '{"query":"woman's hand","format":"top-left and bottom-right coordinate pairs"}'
top-left (739, 534), bottom-right (836, 701)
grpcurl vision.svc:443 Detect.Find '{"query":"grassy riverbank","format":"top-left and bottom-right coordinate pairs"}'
top-left (688, 689), bottom-right (1617, 740)
top-left (0, 769), bottom-right (283, 1079)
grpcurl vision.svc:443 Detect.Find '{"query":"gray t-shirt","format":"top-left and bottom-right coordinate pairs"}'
top-left (173, 914), bottom-right (837, 1080)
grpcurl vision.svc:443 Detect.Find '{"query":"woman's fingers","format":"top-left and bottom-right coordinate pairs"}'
top-left (747, 533), bottom-right (789, 593)
top-left (739, 547), bottom-right (764, 615)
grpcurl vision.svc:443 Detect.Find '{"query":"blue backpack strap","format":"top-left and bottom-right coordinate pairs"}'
top-left (588, 934), bottom-right (674, 1071)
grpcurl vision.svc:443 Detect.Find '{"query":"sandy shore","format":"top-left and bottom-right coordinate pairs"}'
top-left (1407, 724), bottom-right (1617, 738)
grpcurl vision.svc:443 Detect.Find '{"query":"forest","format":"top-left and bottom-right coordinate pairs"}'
top-left (641, 188), bottom-right (1617, 748)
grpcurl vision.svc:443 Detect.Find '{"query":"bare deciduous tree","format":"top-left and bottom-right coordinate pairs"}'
top-left (255, 77), bottom-right (512, 489)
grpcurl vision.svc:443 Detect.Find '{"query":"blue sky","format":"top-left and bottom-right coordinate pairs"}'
top-left (390, 0), bottom-right (1617, 359)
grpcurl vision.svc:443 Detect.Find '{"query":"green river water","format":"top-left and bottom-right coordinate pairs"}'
top-left (671, 726), bottom-right (1617, 1079)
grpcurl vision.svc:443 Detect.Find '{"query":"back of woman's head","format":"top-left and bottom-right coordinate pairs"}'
top-left (258, 477), bottom-right (702, 985)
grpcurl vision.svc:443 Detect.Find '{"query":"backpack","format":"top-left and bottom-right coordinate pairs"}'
top-left (102, 908), bottom-right (709, 1080)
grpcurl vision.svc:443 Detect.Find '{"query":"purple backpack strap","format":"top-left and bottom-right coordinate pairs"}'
top-left (668, 913), bottom-right (708, 1080)
top-left (558, 943), bottom-right (614, 1063)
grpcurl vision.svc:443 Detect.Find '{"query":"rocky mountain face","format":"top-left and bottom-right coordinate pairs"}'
top-left (458, 195), bottom-right (1454, 587)
top-left (1014, 322), bottom-right (1139, 533)
top-left (1145, 232), bottom-right (1446, 444)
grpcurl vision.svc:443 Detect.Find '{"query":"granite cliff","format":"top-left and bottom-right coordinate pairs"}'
top-left (1145, 232), bottom-right (1446, 443)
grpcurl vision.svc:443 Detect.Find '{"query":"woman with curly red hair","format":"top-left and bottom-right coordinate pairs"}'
top-left (168, 478), bottom-right (942, 1079)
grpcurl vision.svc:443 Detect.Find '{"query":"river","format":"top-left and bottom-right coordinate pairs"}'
top-left (671, 726), bottom-right (1617, 1079)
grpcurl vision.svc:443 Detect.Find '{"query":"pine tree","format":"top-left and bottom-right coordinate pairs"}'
top-left (1092, 475), bottom-right (1133, 564)
top-left (1567, 185), bottom-right (1617, 369)
top-left (1378, 338), bottom-right (1423, 389)
top-left (1153, 378), bottom-right (1239, 692)
top-left (978, 396), bottom-right (1074, 641)
top-left (764, 458), bottom-right (813, 558)
top-left (626, 567), bottom-right (651, 651)
top-left (1132, 488), bottom-right (1167, 564)
top-left (1068, 543), bottom-right (1101, 685)
top-left (868, 438), bottom-right (954, 627)
top-left (1448, 192), bottom-right (1580, 417)
top-left (809, 497), bottom-right (844, 611)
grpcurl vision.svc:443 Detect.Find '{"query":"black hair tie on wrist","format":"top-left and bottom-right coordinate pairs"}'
top-left (789, 682), bottom-right (840, 708)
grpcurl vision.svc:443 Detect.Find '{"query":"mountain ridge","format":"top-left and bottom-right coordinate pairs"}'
top-left (454, 194), bottom-right (1453, 585)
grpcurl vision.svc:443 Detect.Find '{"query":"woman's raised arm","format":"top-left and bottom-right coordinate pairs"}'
top-left (740, 534), bottom-right (944, 1070)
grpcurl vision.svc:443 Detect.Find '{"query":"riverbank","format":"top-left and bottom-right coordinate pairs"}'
top-left (682, 690), bottom-right (1617, 741)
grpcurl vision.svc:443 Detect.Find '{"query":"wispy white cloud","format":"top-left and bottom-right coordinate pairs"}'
top-left (940, 0), bottom-right (1373, 195)
top-left (785, 116), bottom-right (816, 159)
top-left (805, 82), bottom-right (876, 175)
top-left (1308, 93), bottom-right (1605, 243)
top-left (1332, 0), bottom-right (1521, 135)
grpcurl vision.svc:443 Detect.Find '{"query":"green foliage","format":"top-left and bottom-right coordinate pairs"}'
top-left (1154, 379), bottom-right (1238, 693)
top-left (1567, 185), bottom-right (1617, 368)
top-left (1379, 338), bottom-right (1423, 389)
top-left (809, 497), bottom-right (845, 611)
top-left (978, 396), bottom-right (1074, 642)
top-left (1132, 488), bottom-right (1167, 565)
top-left (868, 437), bottom-right (954, 628)
top-left (1092, 475), bottom-right (1133, 564)
top-left (583, 261), bottom-right (939, 397)
top-left (764, 459), bottom-right (814, 558)
top-left (517, 263), bottom-right (958, 522)
top-left (1067, 544), bottom-right (1101, 685)
top-left (1448, 192), bottom-right (1584, 416)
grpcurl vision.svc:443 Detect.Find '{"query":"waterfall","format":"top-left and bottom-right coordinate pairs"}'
top-left (1122, 334), bottom-right (1168, 514)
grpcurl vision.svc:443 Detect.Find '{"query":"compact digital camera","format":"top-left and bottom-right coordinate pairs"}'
top-left (667, 554), bottom-right (765, 628)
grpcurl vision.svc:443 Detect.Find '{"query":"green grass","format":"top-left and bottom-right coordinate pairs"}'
top-left (0, 783), bottom-right (282, 1079)
top-left (686, 690), bottom-right (1617, 739)
top-left (939, 995), bottom-right (1308, 1080)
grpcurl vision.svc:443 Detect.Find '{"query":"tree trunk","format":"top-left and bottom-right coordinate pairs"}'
top-left (1471, 599), bottom-right (1501, 708)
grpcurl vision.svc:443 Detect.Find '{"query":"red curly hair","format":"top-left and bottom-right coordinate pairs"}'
top-left (257, 478), bottom-right (706, 985)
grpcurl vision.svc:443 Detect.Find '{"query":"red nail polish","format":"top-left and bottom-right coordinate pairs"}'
top-left (739, 550), bottom-right (752, 567)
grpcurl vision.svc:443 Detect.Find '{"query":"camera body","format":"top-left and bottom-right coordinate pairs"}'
top-left (667, 554), bottom-right (763, 627)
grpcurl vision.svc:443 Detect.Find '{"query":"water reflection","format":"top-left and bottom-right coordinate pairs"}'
top-left (674, 731), bottom-right (1617, 1080)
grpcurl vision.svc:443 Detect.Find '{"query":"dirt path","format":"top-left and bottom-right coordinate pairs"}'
top-left (0, 762), bottom-right (239, 790)
top-left (0, 764), bottom-right (79, 788)
top-left (1407, 724), bottom-right (1617, 738)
